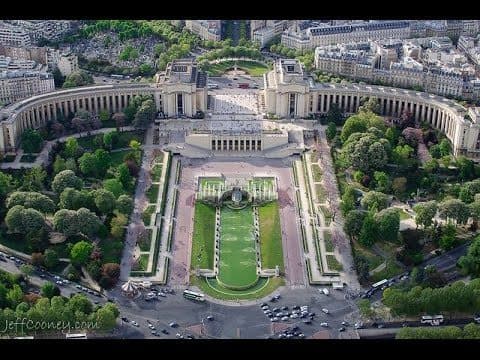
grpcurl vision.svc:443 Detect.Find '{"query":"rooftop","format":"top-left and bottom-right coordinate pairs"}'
top-left (157, 59), bottom-right (206, 88)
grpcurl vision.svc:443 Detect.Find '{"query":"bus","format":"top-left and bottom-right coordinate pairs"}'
top-left (372, 279), bottom-right (388, 289)
top-left (421, 315), bottom-right (444, 326)
top-left (66, 333), bottom-right (88, 339)
top-left (183, 290), bottom-right (205, 302)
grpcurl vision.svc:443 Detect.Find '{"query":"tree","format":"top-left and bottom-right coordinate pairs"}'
top-left (458, 179), bottom-right (480, 203)
top-left (68, 294), bottom-right (93, 314)
top-left (438, 199), bottom-right (470, 225)
top-left (358, 97), bottom-right (380, 114)
top-left (52, 170), bottom-right (83, 194)
top-left (59, 188), bottom-right (95, 211)
top-left (53, 209), bottom-right (79, 236)
top-left (6, 191), bottom-right (56, 214)
top-left (373, 171), bottom-right (390, 193)
top-left (340, 186), bottom-right (356, 215)
top-left (375, 208), bottom-right (400, 242)
top-left (110, 213), bottom-right (127, 240)
top-left (53, 155), bottom-right (67, 175)
top-left (325, 104), bottom-right (343, 125)
top-left (456, 156), bottom-right (475, 181)
top-left (64, 137), bottom-right (81, 159)
top-left (413, 201), bottom-right (438, 229)
top-left (7, 284), bottom-right (24, 308)
top-left (358, 299), bottom-right (375, 318)
top-left (21, 129), bottom-right (43, 153)
top-left (100, 263), bottom-right (121, 289)
top-left (43, 249), bottom-right (59, 269)
top-left (78, 153), bottom-right (98, 177)
top-left (20, 166), bottom-right (46, 192)
top-left (359, 212), bottom-right (378, 247)
top-left (103, 178), bottom-right (124, 198)
top-left (392, 144), bottom-right (415, 169)
top-left (116, 195), bottom-right (133, 215)
top-left (62, 70), bottom-right (94, 88)
top-left (76, 208), bottom-right (102, 238)
top-left (70, 241), bottom-right (93, 266)
top-left (41, 282), bottom-right (60, 299)
top-left (115, 163), bottom-right (132, 190)
top-left (52, 67), bottom-right (65, 87)
top-left (343, 133), bottom-right (389, 173)
top-left (325, 122), bottom-right (337, 141)
top-left (20, 264), bottom-right (34, 280)
top-left (458, 236), bottom-right (480, 277)
top-left (439, 223), bottom-right (457, 250)
top-left (438, 139), bottom-right (451, 157)
top-left (392, 177), bottom-right (407, 198)
top-left (340, 111), bottom-right (385, 142)
top-left (360, 191), bottom-right (389, 212)
top-left (0, 172), bottom-right (15, 200)
top-left (5, 205), bottom-right (45, 234)
top-left (95, 305), bottom-right (117, 330)
top-left (93, 149), bottom-right (111, 177)
top-left (31, 252), bottom-right (44, 267)
top-left (94, 189), bottom-right (116, 215)
top-left (112, 112), bottom-right (126, 131)
top-left (99, 109), bottom-right (110, 123)
top-left (344, 210), bottom-right (367, 240)
top-left (133, 99), bottom-right (155, 128)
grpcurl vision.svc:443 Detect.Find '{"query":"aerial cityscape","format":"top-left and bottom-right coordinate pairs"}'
top-left (1, 19), bottom-right (480, 340)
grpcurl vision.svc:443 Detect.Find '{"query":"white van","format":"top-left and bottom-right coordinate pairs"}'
top-left (321, 288), bottom-right (330, 296)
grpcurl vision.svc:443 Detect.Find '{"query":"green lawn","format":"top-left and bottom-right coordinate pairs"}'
top-left (191, 275), bottom-right (284, 300)
top-left (315, 183), bottom-right (327, 203)
top-left (370, 259), bottom-right (403, 283)
top-left (151, 164), bottom-right (162, 182)
top-left (399, 209), bottom-right (411, 220)
top-left (258, 202), bottom-right (284, 271)
top-left (249, 177), bottom-right (275, 188)
top-left (199, 177), bottom-right (224, 188)
top-left (142, 204), bottom-right (156, 226)
top-left (191, 202), bottom-right (216, 269)
top-left (146, 184), bottom-right (159, 203)
top-left (205, 60), bottom-right (270, 77)
top-left (109, 149), bottom-right (134, 167)
top-left (311, 164), bottom-right (323, 182)
top-left (76, 130), bottom-right (144, 151)
top-left (310, 151), bottom-right (319, 163)
top-left (218, 206), bottom-right (258, 289)
top-left (326, 254), bottom-right (343, 271)
top-left (138, 229), bottom-right (152, 251)
top-left (324, 230), bottom-right (334, 252)
top-left (319, 205), bottom-right (332, 226)
top-left (132, 254), bottom-right (149, 271)
top-left (153, 152), bottom-right (164, 163)
top-left (354, 243), bottom-right (383, 271)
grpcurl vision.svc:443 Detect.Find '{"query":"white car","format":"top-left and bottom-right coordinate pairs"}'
top-left (321, 308), bottom-right (329, 314)
top-left (320, 322), bottom-right (329, 327)
top-left (131, 321), bottom-right (139, 327)
top-left (321, 288), bottom-right (330, 296)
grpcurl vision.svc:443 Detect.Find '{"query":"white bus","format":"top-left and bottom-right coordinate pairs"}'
top-left (66, 333), bottom-right (87, 339)
top-left (421, 315), bottom-right (444, 326)
top-left (183, 290), bottom-right (205, 302)
top-left (372, 279), bottom-right (388, 289)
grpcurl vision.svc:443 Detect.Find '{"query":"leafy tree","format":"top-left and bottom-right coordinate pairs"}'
top-left (41, 282), bottom-right (60, 299)
top-left (110, 213), bottom-right (127, 240)
top-left (344, 210), bottom-right (367, 240)
top-left (21, 129), bottom-right (43, 153)
top-left (375, 208), bottom-right (400, 242)
top-left (103, 178), bottom-right (124, 198)
top-left (70, 241), bottom-right (93, 266)
top-left (78, 153), bottom-right (97, 177)
top-left (438, 199), bottom-right (470, 225)
top-left (43, 249), bottom-right (59, 269)
top-left (62, 70), bottom-right (94, 88)
top-left (31, 252), bottom-right (44, 267)
top-left (94, 189), bottom-right (116, 215)
top-left (67, 294), bottom-right (93, 314)
top-left (116, 194), bottom-right (133, 215)
top-left (423, 158), bottom-right (439, 174)
top-left (340, 186), bottom-right (356, 215)
top-left (5, 205), bottom-right (45, 234)
top-left (59, 188), bottom-right (95, 211)
top-left (93, 149), bottom-right (111, 177)
top-left (385, 127), bottom-right (399, 146)
top-left (76, 208), bottom-right (102, 238)
top-left (53, 155), bottom-right (67, 174)
top-left (358, 96), bottom-right (380, 114)
top-left (112, 112), bottom-right (126, 130)
top-left (52, 170), bottom-right (83, 194)
top-left (20, 166), bottom-right (47, 192)
top-left (115, 163), bottom-right (132, 190)
top-left (392, 177), bottom-right (407, 198)
top-left (64, 137), bottom-right (81, 159)
top-left (100, 263), bottom-right (121, 288)
top-left (103, 130), bottom-right (118, 150)
top-left (354, 254), bottom-right (370, 282)
top-left (0, 172), bottom-right (15, 200)
top-left (95, 305), bottom-right (117, 330)
top-left (340, 111), bottom-right (385, 142)
top-left (392, 144), bottom-right (415, 168)
top-left (458, 179), bottom-right (480, 203)
top-left (438, 139), bottom-right (451, 157)
top-left (343, 133), bottom-right (388, 173)
top-left (456, 156), bottom-right (475, 181)
top-left (325, 122), bottom-right (337, 141)
top-left (65, 158), bottom-right (78, 173)
top-left (359, 212), bottom-right (377, 247)
top-left (361, 191), bottom-right (389, 212)
top-left (413, 201), bottom-right (438, 229)
top-left (458, 236), bottom-right (480, 277)
top-left (6, 191), bottom-right (56, 214)
top-left (325, 104), bottom-right (343, 125)
top-left (358, 299), bottom-right (375, 318)
top-left (133, 99), bottom-right (156, 128)
top-left (7, 284), bottom-right (24, 308)
top-left (20, 264), bottom-right (34, 280)
top-left (439, 223), bottom-right (457, 250)
top-left (429, 144), bottom-right (442, 159)
top-left (373, 171), bottom-right (390, 193)
top-left (99, 110), bottom-right (110, 123)
top-left (53, 209), bottom-right (79, 236)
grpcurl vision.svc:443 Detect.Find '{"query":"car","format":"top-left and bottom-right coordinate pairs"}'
top-left (281, 316), bottom-right (289, 321)
top-left (151, 331), bottom-right (158, 336)
top-left (321, 288), bottom-right (330, 295)
top-left (354, 322), bottom-right (364, 329)
top-left (206, 316), bottom-right (214, 321)
top-left (233, 77), bottom-right (238, 80)
top-left (9, 256), bottom-right (15, 261)
top-left (121, 317), bottom-right (129, 322)
top-left (75, 285), bottom-right (82, 289)
top-left (54, 275), bottom-right (61, 281)
top-left (260, 303), bottom-right (268, 307)
top-left (161, 329), bottom-right (169, 334)
top-left (185, 335), bottom-right (194, 339)
top-left (131, 321), bottom-right (139, 327)
top-left (303, 319), bottom-right (312, 324)
top-left (148, 324), bottom-right (156, 330)
top-left (272, 307), bottom-right (280, 312)
top-left (107, 298), bottom-right (115, 302)
top-left (94, 301), bottom-right (99, 305)
top-left (39, 274), bottom-right (46, 278)
top-left (377, 324), bottom-right (385, 329)
top-left (62, 279), bottom-right (70, 285)
top-left (169, 322), bottom-right (178, 328)
top-left (338, 327), bottom-right (346, 332)
top-left (341, 321), bottom-right (349, 326)
top-left (270, 317), bottom-right (279, 322)
top-left (290, 314), bottom-right (299, 319)
top-left (321, 308), bottom-right (329, 314)
top-left (292, 305), bottom-right (300, 310)
top-left (292, 326), bottom-right (300, 332)
top-left (269, 297), bottom-right (276, 303)
top-left (55, 281), bottom-right (63, 286)
top-left (175, 333), bottom-right (183, 339)
top-left (298, 333), bottom-right (305, 338)
top-left (281, 306), bottom-right (288, 311)
top-left (274, 295), bottom-right (281, 300)
top-left (308, 312), bottom-right (316, 317)
top-left (0, 256), bottom-right (6, 262)
top-left (320, 322), bottom-right (329, 328)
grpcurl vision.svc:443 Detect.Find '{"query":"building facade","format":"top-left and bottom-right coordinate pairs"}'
top-left (185, 20), bottom-right (221, 42)
top-left (0, 23), bottom-right (31, 47)
top-left (0, 71), bottom-right (54, 106)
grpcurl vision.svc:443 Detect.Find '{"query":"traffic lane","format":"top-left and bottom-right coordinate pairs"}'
top-left (424, 243), bottom-right (468, 269)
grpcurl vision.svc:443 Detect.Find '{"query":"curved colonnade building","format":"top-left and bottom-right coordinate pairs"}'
top-left (1, 58), bottom-right (480, 159)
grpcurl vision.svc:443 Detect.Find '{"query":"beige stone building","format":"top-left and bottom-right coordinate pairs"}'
top-left (185, 20), bottom-right (221, 42)
top-left (0, 70), bottom-right (54, 105)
